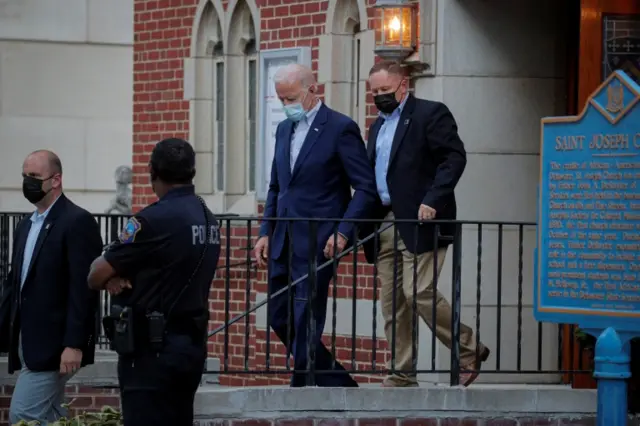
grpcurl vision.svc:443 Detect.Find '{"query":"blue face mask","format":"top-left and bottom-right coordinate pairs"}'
top-left (283, 89), bottom-right (310, 122)
top-left (284, 103), bottom-right (306, 122)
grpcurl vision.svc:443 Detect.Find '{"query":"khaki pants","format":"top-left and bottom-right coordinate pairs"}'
top-left (378, 213), bottom-right (480, 386)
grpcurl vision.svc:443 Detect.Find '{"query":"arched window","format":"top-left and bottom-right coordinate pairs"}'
top-left (224, 0), bottom-right (259, 209)
top-left (185, 0), bottom-right (225, 208)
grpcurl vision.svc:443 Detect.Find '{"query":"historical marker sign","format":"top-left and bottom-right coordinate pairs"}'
top-left (534, 70), bottom-right (640, 332)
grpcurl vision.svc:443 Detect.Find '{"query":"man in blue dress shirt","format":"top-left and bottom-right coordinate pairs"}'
top-left (362, 60), bottom-right (490, 388)
top-left (0, 150), bottom-right (102, 424)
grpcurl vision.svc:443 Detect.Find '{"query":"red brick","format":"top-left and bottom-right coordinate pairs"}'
top-left (69, 396), bottom-right (94, 408)
top-left (0, 388), bottom-right (122, 425)
top-left (484, 420), bottom-right (518, 426)
top-left (94, 396), bottom-right (122, 409)
top-left (518, 419), bottom-right (556, 426)
top-left (400, 419), bottom-right (438, 426)
top-left (439, 419), bottom-right (478, 426)
top-left (0, 397), bottom-right (10, 408)
top-left (275, 420), bottom-right (313, 426)
top-left (358, 420), bottom-right (397, 426)
top-left (316, 420), bottom-right (356, 426)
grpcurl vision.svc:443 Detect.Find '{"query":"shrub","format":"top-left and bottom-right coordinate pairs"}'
top-left (13, 403), bottom-right (122, 426)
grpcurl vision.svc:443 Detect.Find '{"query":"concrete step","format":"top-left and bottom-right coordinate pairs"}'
top-left (202, 357), bottom-right (220, 384)
top-left (192, 385), bottom-right (599, 421)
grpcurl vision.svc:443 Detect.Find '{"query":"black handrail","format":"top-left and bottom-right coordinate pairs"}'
top-left (207, 222), bottom-right (396, 338)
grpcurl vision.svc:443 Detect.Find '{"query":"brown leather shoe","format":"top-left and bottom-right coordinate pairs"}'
top-left (381, 376), bottom-right (419, 388)
top-left (459, 346), bottom-right (490, 387)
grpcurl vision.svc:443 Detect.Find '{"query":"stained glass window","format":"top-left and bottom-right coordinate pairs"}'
top-left (603, 15), bottom-right (640, 83)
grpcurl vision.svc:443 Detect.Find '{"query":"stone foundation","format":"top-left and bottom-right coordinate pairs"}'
top-left (196, 419), bottom-right (596, 425)
top-left (192, 386), bottom-right (603, 425)
top-left (0, 356), bottom-right (625, 426)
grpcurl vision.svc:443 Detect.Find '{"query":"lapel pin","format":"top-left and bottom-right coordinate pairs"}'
top-left (404, 119), bottom-right (410, 125)
top-left (45, 224), bottom-right (50, 230)
top-left (314, 128), bottom-right (319, 132)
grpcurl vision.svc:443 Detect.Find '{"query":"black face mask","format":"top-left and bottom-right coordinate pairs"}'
top-left (22, 175), bottom-right (52, 204)
top-left (374, 92), bottom-right (400, 114)
top-left (374, 83), bottom-right (403, 114)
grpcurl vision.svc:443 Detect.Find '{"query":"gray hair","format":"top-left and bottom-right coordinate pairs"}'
top-left (273, 63), bottom-right (315, 88)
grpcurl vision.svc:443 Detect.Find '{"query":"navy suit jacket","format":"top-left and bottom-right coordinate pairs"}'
top-left (259, 103), bottom-right (377, 261)
top-left (361, 95), bottom-right (467, 262)
top-left (0, 194), bottom-right (103, 373)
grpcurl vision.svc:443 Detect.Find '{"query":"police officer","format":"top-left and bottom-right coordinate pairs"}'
top-left (87, 138), bottom-right (221, 426)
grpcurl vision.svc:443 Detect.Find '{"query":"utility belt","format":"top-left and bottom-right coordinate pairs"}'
top-left (102, 305), bottom-right (164, 355)
top-left (103, 305), bottom-right (206, 356)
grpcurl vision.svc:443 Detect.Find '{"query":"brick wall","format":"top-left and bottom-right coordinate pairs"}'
top-left (0, 385), bottom-right (120, 426)
top-left (133, 0), bottom-right (389, 385)
top-left (133, 0), bottom-right (380, 207)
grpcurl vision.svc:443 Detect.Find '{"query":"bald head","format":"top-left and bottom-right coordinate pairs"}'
top-left (22, 150), bottom-right (63, 208)
top-left (24, 150), bottom-right (62, 177)
top-left (274, 64), bottom-right (316, 88)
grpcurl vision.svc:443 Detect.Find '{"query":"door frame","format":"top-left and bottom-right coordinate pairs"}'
top-left (562, 0), bottom-right (640, 389)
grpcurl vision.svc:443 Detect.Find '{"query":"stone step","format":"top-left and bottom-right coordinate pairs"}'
top-left (192, 385), bottom-right (600, 423)
top-left (203, 357), bottom-right (220, 384)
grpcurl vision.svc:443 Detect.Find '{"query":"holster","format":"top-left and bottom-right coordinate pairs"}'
top-left (103, 305), bottom-right (136, 356)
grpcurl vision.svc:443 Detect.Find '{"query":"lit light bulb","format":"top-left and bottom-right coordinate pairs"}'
top-left (389, 16), bottom-right (401, 31)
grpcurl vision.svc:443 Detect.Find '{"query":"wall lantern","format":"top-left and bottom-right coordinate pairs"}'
top-left (373, 0), bottom-right (417, 62)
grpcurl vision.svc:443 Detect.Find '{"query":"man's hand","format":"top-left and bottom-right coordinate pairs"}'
top-left (324, 233), bottom-right (347, 259)
top-left (60, 347), bottom-right (82, 375)
top-left (418, 204), bottom-right (437, 221)
top-left (105, 277), bottom-right (131, 296)
top-left (254, 236), bottom-right (269, 268)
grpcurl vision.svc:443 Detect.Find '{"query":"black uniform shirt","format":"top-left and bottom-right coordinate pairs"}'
top-left (103, 185), bottom-right (221, 320)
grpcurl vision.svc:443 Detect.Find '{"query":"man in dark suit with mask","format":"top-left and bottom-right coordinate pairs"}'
top-left (362, 60), bottom-right (490, 388)
top-left (0, 150), bottom-right (102, 424)
top-left (253, 63), bottom-right (377, 387)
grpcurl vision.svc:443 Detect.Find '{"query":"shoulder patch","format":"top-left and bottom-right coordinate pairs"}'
top-left (119, 217), bottom-right (142, 244)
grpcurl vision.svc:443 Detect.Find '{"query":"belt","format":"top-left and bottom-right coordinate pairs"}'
top-left (132, 316), bottom-right (203, 346)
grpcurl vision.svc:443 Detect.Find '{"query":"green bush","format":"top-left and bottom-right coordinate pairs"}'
top-left (12, 403), bottom-right (122, 426)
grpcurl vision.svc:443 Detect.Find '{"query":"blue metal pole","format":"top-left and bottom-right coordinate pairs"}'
top-left (592, 327), bottom-right (631, 426)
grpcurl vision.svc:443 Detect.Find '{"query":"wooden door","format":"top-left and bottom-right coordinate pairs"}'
top-left (562, 0), bottom-right (640, 389)
top-left (578, 0), bottom-right (640, 106)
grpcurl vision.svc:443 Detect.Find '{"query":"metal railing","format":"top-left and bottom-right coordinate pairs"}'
top-left (0, 212), bottom-right (244, 350)
top-left (0, 213), bottom-right (592, 384)
top-left (204, 217), bottom-right (590, 386)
